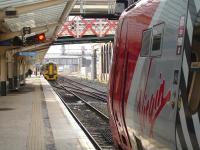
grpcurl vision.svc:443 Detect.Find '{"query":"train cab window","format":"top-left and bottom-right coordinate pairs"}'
top-left (151, 23), bottom-right (165, 57)
top-left (140, 29), bottom-right (152, 57)
top-left (152, 34), bottom-right (162, 51)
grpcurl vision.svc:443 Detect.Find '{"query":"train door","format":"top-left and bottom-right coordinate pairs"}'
top-left (142, 22), bottom-right (175, 148)
top-left (125, 19), bottom-right (186, 149)
top-left (111, 19), bottom-right (133, 149)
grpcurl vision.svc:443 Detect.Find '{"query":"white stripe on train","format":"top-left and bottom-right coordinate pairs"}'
top-left (176, 130), bottom-right (183, 150)
top-left (192, 114), bottom-right (200, 146)
top-left (182, 51), bottom-right (189, 86)
top-left (194, 0), bottom-right (200, 11)
top-left (186, 12), bottom-right (193, 44)
top-left (179, 102), bottom-right (193, 150)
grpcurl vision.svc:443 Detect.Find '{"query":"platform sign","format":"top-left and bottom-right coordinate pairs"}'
top-left (0, 39), bottom-right (11, 46)
top-left (18, 52), bottom-right (36, 57)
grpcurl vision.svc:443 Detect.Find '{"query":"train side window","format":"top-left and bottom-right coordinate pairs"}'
top-left (151, 23), bottom-right (165, 57)
top-left (140, 29), bottom-right (152, 57)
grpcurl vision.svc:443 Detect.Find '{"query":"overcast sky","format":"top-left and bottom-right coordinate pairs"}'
top-left (47, 43), bottom-right (95, 53)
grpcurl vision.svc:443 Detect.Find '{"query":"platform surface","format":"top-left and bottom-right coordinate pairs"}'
top-left (0, 77), bottom-right (95, 150)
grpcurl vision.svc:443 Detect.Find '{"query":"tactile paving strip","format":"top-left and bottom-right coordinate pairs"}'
top-left (26, 79), bottom-right (46, 150)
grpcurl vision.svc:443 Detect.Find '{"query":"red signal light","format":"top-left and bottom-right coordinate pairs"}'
top-left (25, 33), bottom-right (46, 45)
top-left (36, 33), bottom-right (46, 42)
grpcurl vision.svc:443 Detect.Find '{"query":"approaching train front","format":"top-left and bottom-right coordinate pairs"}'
top-left (43, 63), bottom-right (58, 81)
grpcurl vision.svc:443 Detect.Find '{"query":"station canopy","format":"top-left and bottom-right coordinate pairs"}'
top-left (0, 0), bottom-right (116, 63)
top-left (0, 0), bottom-right (116, 41)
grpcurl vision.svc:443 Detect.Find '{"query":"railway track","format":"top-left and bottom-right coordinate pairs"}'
top-left (58, 76), bottom-right (108, 100)
top-left (49, 80), bottom-right (114, 150)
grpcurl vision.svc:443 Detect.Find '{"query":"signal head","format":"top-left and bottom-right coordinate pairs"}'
top-left (36, 33), bottom-right (46, 42)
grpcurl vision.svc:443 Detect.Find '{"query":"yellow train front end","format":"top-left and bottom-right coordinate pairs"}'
top-left (43, 63), bottom-right (58, 81)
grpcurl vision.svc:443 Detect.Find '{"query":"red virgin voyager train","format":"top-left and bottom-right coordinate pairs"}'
top-left (108, 0), bottom-right (200, 150)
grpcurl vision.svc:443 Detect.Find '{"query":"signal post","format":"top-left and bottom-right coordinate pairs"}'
top-left (0, 52), bottom-right (7, 96)
top-left (7, 52), bottom-right (14, 90)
